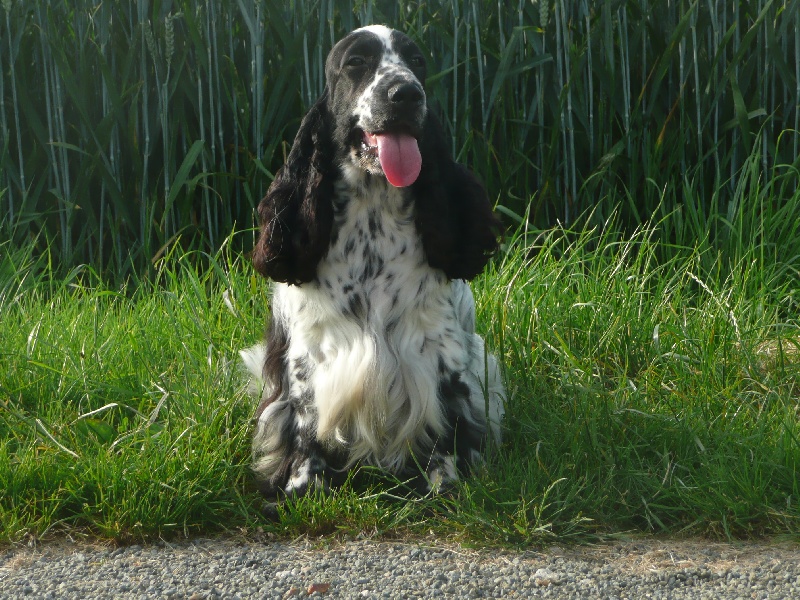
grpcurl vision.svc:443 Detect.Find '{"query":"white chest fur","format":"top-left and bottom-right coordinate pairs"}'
top-left (270, 174), bottom-right (475, 468)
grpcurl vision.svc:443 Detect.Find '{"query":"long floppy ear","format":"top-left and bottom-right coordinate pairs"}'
top-left (412, 110), bottom-right (502, 280)
top-left (252, 91), bottom-right (335, 284)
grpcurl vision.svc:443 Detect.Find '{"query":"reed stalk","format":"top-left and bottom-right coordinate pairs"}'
top-left (0, 0), bottom-right (796, 279)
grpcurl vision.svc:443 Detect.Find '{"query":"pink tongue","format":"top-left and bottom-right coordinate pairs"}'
top-left (375, 133), bottom-right (422, 187)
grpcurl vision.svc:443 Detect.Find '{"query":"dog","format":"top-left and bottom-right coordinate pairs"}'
top-left (241, 25), bottom-right (505, 499)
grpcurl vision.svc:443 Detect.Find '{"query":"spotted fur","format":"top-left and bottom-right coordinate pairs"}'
top-left (243, 25), bottom-right (505, 498)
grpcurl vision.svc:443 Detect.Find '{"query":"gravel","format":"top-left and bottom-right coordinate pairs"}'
top-left (2, 536), bottom-right (800, 599)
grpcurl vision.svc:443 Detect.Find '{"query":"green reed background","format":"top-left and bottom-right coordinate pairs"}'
top-left (1, 0), bottom-right (799, 279)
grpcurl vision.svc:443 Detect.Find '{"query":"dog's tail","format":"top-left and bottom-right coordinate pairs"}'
top-left (239, 343), bottom-right (268, 398)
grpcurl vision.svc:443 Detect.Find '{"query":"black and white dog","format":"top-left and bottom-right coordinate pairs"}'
top-left (242, 25), bottom-right (505, 498)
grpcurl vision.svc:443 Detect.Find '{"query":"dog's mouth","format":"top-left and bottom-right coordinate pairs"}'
top-left (360, 130), bottom-right (422, 188)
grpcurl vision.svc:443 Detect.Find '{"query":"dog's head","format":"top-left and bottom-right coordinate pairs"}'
top-left (253, 25), bottom-right (501, 285)
top-left (325, 25), bottom-right (428, 187)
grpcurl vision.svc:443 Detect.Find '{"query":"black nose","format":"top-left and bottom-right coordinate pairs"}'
top-left (388, 82), bottom-right (424, 107)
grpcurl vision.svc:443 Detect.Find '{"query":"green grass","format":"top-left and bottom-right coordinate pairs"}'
top-left (478, 218), bottom-right (800, 540)
top-left (1, 202), bottom-right (798, 545)
top-left (0, 238), bottom-right (260, 540)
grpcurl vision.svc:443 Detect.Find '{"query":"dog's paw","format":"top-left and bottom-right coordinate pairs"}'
top-left (260, 500), bottom-right (282, 520)
top-left (426, 455), bottom-right (459, 494)
top-left (284, 455), bottom-right (332, 497)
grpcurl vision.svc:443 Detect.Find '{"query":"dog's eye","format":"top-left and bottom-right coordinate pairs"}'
top-left (346, 55), bottom-right (366, 67)
top-left (410, 55), bottom-right (425, 68)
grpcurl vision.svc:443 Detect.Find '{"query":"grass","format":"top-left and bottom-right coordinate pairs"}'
top-left (1, 201), bottom-right (798, 545)
top-left (479, 218), bottom-right (800, 540)
top-left (0, 238), bottom-right (259, 541)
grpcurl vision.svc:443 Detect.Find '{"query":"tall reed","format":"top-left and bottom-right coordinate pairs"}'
top-left (0, 1), bottom-right (797, 280)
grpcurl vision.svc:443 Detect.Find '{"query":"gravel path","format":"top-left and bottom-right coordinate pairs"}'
top-left (2, 536), bottom-right (800, 599)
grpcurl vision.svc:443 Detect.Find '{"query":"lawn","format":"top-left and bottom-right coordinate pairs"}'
top-left (2, 208), bottom-right (798, 545)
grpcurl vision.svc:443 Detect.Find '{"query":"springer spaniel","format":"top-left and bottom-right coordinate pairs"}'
top-left (242, 25), bottom-right (505, 499)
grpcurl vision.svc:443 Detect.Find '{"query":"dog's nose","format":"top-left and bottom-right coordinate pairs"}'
top-left (388, 82), bottom-right (424, 107)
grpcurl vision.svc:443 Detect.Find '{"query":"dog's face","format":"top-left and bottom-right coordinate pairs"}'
top-left (325, 25), bottom-right (428, 187)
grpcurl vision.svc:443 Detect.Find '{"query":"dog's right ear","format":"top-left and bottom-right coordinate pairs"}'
top-left (252, 91), bottom-right (335, 285)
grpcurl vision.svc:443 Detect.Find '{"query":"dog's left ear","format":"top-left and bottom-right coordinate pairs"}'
top-left (252, 91), bottom-right (335, 285)
top-left (412, 111), bottom-right (502, 280)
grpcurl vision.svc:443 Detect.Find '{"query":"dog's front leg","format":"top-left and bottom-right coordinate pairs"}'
top-left (252, 400), bottom-right (338, 498)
